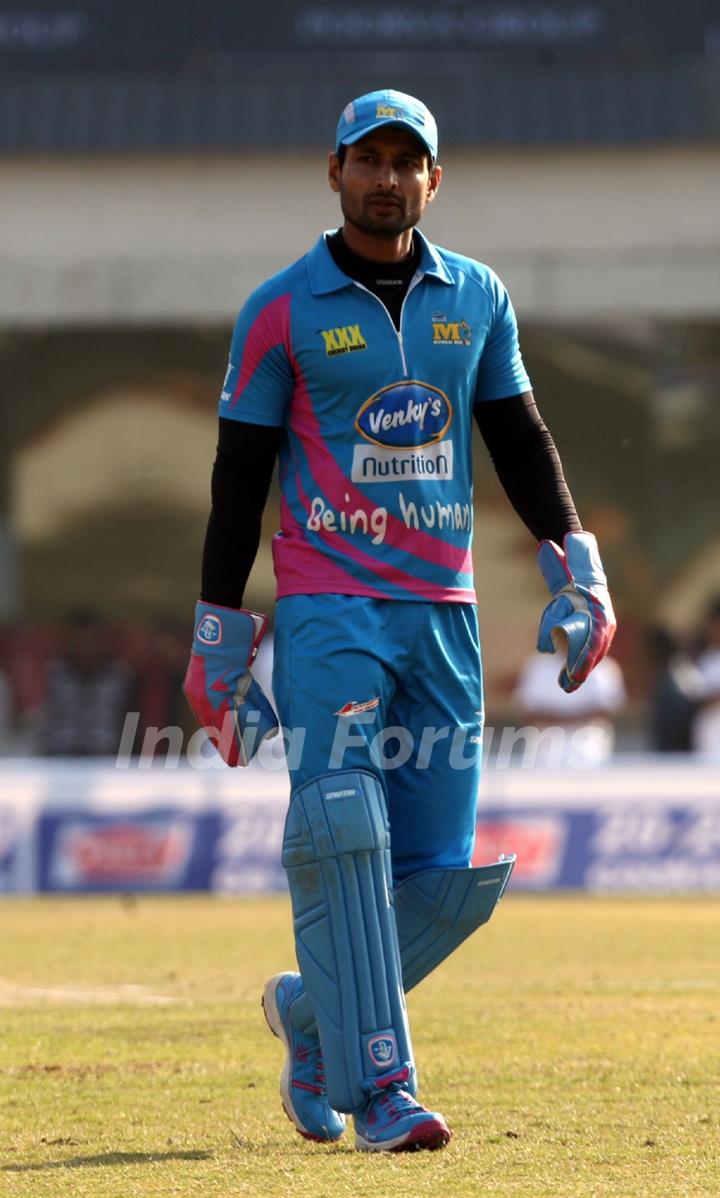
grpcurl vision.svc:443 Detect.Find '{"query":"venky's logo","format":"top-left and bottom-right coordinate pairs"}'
top-left (376, 103), bottom-right (399, 118)
top-left (355, 380), bottom-right (452, 449)
top-left (320, 324), bottom-right (368, 357)
top-left (432, 318), bottom-right (472, 346)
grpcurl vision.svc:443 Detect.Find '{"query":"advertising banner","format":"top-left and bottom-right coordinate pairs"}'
top-left (474, 806), bottom-right (720, 891)
top-left (473, 759), bottom-right (720, 890)
top-left (211, 799), bottom-right (287, 894)
top-left (0, 805), bottom-right (20, 893)
top-left (0, 758), bottom-right (718, 894)
top-left (37, 809), bottom-right (222, 892)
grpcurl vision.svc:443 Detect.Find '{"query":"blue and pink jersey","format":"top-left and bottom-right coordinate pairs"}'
top-left (220, 231), bottom-right (530, 603)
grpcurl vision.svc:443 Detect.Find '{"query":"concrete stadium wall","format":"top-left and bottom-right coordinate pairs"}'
top-left (1, 146), bottom-right (718, 324)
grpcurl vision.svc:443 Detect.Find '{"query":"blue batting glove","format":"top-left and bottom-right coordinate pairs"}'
top-left (536, 532), bottom-right (616, 694)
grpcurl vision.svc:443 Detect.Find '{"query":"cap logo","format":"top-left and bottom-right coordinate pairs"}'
top-left (343, 102), bottom-right (355, 124)
top-left (376, 104), bottom-right (399, 118)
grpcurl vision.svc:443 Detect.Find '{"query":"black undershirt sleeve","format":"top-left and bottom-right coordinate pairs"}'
top-left (200, 417), bottom-right (281, 608)
top-left (474, 392), bottom-right (582, 543)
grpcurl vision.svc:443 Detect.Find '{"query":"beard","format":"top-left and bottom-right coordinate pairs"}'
top-left (339, 188), bottom-right (421, 239)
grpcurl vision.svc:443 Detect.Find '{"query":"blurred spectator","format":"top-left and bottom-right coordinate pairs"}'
top-left (513, 651), bottom-right (626, 767)
top-left (132, 617), bottom-right (196, 758)
top-left (0, 623), bottom-right (44, 754)
top-left (646, 626), bottom-right (703, 752)
top-left (40, 609), bottom-right (134, 756)
top-left (0, 662), bottom-right (13, 754)
top-left (692, 596), bottom-right (720, 757)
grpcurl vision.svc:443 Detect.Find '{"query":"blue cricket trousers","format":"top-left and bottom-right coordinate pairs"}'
top-left (272, 594), bottom-right (483, 882)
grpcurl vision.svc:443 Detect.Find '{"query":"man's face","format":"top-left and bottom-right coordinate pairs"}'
top-left (328, 126), bottom-right (441, 239)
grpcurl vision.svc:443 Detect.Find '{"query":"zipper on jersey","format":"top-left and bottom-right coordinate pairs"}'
top-left (352, 272), bottom-right (424, 377)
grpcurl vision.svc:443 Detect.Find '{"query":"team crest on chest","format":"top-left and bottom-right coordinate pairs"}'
top-left (432, 313), bottom-right (472, 346)
top-left (319, 324), bottom-right (368, 357)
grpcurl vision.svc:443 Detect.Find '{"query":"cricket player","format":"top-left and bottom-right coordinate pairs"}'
top-left (184, 90), bottom-right (616, 1152)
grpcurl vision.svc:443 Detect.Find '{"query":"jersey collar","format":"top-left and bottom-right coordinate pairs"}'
top-left (307, 229), bottom-right (455, 295)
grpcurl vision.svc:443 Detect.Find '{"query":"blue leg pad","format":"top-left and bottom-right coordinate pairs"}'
top-left (289, 856), bottom-right (515, 1032)
top-left (394, 857), bottom-right (515, 991)
top-left (282, 771), bottom-right (415, 1114)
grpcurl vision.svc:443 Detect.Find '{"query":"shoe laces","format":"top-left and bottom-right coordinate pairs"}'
top-left (377, 1087), bottom-right (418, 1121)
top-left (314, 1046), bottom-right (326, 1090)
top-left (293, 1037), bottom-right (327, 1095)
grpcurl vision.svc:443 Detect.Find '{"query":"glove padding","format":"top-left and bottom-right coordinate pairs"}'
top-left (536, 532), bottom-right (616, 694)
top-left (183, 601), bottom-right (279, 766)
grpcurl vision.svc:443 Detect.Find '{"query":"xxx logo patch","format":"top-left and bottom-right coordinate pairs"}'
top-left (319, 324), bottom-right (368, 357)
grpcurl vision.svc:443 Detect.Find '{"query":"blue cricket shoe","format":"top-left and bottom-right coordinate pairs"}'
top-left (354, 1081), bottom-right (452, 1152)
top-left (262, 972), bottom-right (346, 1143)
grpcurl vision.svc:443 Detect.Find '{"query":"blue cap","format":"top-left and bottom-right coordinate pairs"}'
top-left (336, 90), bottom-right (438, 162)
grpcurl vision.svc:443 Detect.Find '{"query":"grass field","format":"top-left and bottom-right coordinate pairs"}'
top-left (1, 894), bottom-right (719, 1197)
